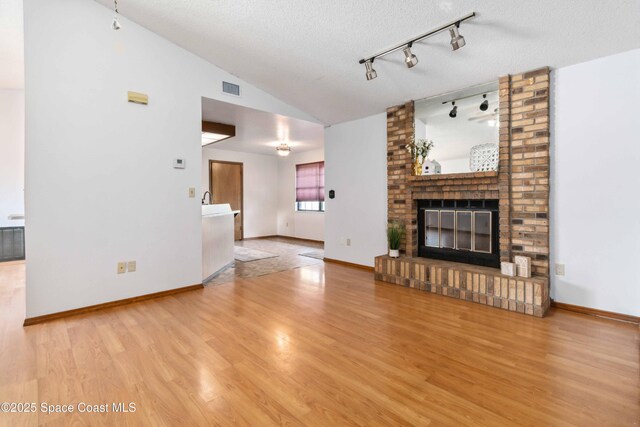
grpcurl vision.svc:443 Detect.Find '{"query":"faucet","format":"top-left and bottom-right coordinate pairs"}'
top-left (202, 191), bottom-right (212, 205)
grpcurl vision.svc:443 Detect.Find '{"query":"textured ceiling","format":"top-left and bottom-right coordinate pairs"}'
top-left (0, 0), bottom-right (24, 89)
top-left (201, 97), bottom-right (324, 156)
top-left (87, 1), bottom-right (640, 123)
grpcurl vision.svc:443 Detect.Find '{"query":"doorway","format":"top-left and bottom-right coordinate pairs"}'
top-left (209, 160), bottom-right (243, 240)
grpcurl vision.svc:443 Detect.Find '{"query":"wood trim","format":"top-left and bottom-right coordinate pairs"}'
top-left (277, 235), bottom-right (324, 244)
top-left (551, 300), bottom-right (639, 324)
top-left (323, 257), bottom-right (374, 272)
top-left (201, 121), bottom-right (236, 139)
top-left (241, 235), bottom-right (279, 241)
top-left (208, 160), bottom-right (243, 166)
top-left (209, 160), bottom-right (244, 240)
top-left (24, 283), bottom-right (204, 326)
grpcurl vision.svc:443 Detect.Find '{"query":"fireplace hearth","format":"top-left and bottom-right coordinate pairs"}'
top-left (418, 199), bottom-right (500, 268)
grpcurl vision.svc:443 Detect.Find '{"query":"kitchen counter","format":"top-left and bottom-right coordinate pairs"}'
top-left (202, 204), bottom-right (240, 217)
top-left (202, 204), bottom-right (238, 282)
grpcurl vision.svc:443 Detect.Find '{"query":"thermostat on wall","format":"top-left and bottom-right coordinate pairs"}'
top-left (173, 158), bottom-right (186, 169)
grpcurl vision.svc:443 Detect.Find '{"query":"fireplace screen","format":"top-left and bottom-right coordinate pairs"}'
top-left (418, 199), bottom-right (499, 268)
top-left (425, 210), bottom-right (491, 253)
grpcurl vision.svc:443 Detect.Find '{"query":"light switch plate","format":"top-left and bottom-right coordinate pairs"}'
top-left (188, 187), bottom-right (196, 198)
top-left (555, 263), bottom-right (565, 276)
top-left (127, 261), bottom-right (136, 272)
top-left (117, 262), bottom-right (126, 274)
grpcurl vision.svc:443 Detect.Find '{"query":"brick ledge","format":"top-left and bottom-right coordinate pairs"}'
top-left (374, 255), bottom-right (550, 317)
top-left (376, 255), bottom-right (547, 285)
top-left (408, 171), bottom-right (498, 181)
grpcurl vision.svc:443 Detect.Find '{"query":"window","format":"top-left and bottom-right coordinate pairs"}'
top-left (295, 161), bottom-right (324, 212)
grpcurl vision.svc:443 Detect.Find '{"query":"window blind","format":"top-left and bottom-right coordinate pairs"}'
top-left (295, 161), bottom-right (324, 202)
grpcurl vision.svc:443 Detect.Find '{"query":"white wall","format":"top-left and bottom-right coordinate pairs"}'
top-left (324, 113), bottom-right (387, 267)
top-left (23, 0), bottom-right (317, 318)
top-left (551, 48), bottom-right (640, 316)
top-left (201, 147), bottom-right (278, 238)
top-left (0, 89), bottom-right (24, 228)
top-left (277, 149), bottom-right (325, 241)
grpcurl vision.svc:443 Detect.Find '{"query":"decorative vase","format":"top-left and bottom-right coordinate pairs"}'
top-left (389, 249), bottom-right (400, 258)
top-left (412, 157), bottom-right (423, 176)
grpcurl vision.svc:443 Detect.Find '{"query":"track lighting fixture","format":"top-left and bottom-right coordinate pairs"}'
top-left (112, 0), bottom-right (121, 30)
top-left (441, 89), bottom-right (499, 122)
top-left (449, 102), bottom-right (457, 118)
top-left (364, 59), bottom-right (377, 81)
top-left (449, 23), bottom-right (465, 51)
top-left (403, 45), bottom-right (418, 68)
top-left (358, 12), bottom-right (475, 80)
top-left (479, 94), bottom-right (488, 111)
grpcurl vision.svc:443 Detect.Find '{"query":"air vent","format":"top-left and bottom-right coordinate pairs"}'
top-left (222, 81), bottom-right (240, 96)
top-left (0, 226), bottom-right (25, 262)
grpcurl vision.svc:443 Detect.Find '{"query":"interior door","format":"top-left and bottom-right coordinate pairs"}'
top-left (209, 160), bottom-right (243, 240)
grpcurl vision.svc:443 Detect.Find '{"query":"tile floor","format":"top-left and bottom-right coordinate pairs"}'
top-left (205, 236), bottom-right (324, 286)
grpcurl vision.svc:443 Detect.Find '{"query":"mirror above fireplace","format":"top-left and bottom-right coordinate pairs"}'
top-left (414, 81), bottom-right (499, 175)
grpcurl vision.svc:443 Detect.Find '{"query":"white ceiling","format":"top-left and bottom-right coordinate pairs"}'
top-left (93, 0), bottom-right (640, 125)
top-left (0, 0), bottom-right (24, 89)
top-left (201, 97), bottom-right (324, 156)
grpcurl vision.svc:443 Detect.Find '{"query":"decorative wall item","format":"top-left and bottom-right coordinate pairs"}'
top-left (127, 91), bottom-right (148, 105)
top-left (514, 255), bottom-right (532, 278)
top-left (470, 143), bottom-right (499, 172)
top-left (422, 159), bottom-right (441, 175)
top-left (406, 138), bottom-right (435, 176)
top-left (501, 261), bottom-right (516, 277)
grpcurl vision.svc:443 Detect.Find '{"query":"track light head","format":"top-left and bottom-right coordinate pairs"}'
top-left (480, 94), bottom-right (488, 111)
top-left (112, 15), bottom-right (121, 30)
top-left (449, 102), bottom-right (457, 118)
top-left (112, 0), bottom-right (121, 30)
top-left (449, 24), bottom-right (466, 51)
top-left (364, 59), bottom-right (377, 81)
top-left (403, 45), bottom-right (418, 68)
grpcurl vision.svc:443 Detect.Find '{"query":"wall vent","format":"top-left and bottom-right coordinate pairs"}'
top-left (0, 226), bottom-right (25, 262)
top-left (222, 81), bottom-right (240, 96)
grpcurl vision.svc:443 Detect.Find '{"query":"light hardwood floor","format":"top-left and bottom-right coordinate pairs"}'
top-left (0, 261), bottom-right (638, 426)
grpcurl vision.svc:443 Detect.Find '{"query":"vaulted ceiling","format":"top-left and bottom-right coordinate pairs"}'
top-left (91, 1), bottom-right (640, 124)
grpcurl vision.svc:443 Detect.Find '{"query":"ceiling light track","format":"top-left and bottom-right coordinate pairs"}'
top-left (112, 0), bottom-right (121, 30)
top-left (441, 89), bottom-right (497, 106)
top-left (358, 12), bottom-right (475, 80)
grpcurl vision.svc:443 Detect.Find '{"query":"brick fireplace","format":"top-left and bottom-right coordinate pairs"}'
top-left (375, 67), bottom-right (551, 317)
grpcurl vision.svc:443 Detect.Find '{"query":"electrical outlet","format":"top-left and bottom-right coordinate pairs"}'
top-left (188, 187), bottom-right (196, 198)
top-left (117, 262), bottom-right (126, 274)
top-left (555, 263), bottom-right (565, 276)
top-left (346, 238), bottom-right (351, 246)
top-left (127, 261), bottom-right (136, 272)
